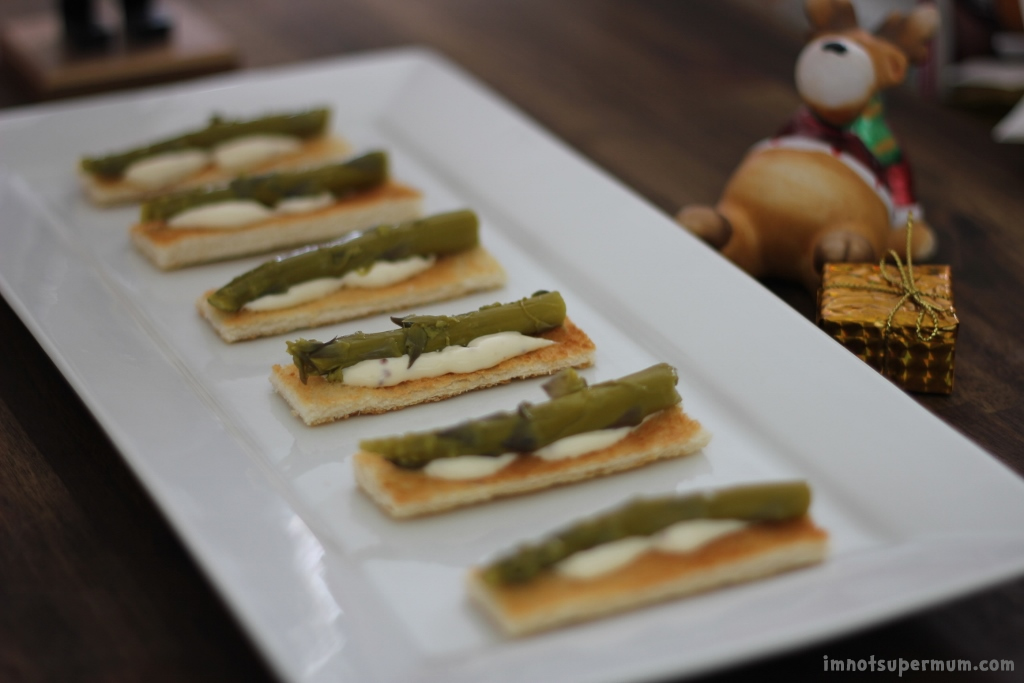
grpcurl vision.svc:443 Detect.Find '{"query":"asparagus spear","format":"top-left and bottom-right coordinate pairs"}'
top-left (206, 210), bottom-right (479, 313)
top-left (482, 481), bottom-right (812, 585)
top-left (81, 108), bottom-right (330, 179)
top-left (287, 290), bottom-right (567, 384)
top-left (360, 363), bottom-right (681, 468)
top-left (540, 366), bottom-right (589, 399)
top-left (140, 151), bottom-right (386, 223)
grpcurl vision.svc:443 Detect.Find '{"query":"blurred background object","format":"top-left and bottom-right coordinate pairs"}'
top-left (0, 0), bottom-right (236, 99)
top-left (739, 0), bottom-right (1024, 136)
top-left (59, 0), bottom-right (172, 52)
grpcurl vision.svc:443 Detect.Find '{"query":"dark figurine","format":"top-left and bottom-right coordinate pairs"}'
top-left (59, 0), bottom-right (172, 51)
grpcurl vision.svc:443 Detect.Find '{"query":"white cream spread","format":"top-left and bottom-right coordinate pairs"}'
top-left (423, 453), bottom-right (517, 480)
top-left (275, 192), bottom-right (335, 214)
top-left (121, 134), bottom-right (303, 189)
top-left (243, 278), bottom-right (342, 312)
top-left (340, 255), bottom-right (436, 289)
top-left (554, 518), bottom-right (749, 581)
top-left (123, 149), bottom-right (211, 189)
top-left (168, 200), bottom-right (274, 229)
top-left (165, 191), bottom-right (339, 230)
top-left (242, 256), bottom-right (437, 312)
top-left (555, 537), bottom-right (651, 580)
top-left (341, 332), bottom-right (555, 388)
top-left (211, 134), bottom-right (303, 172)
top-left (652, 519), bottom-right (749, 553)
top-left (533, 426), bottom-right (633, 461)
top-left (422, 423), bottom-right (640, 480)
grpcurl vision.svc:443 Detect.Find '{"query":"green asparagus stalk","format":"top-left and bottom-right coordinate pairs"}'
top-left (540, 367), bottom-right (588, 399)
top-left (360, 363), bottom-right (681, 468)
top-left (482, 481), bottom-right (812, 585)
top-left (140, 151), bottom-right (386, 223)
top-left (207, 210), bottom-right (479, 313)
top-left (287, 290), bottom-right (567, 384)
top-left (81, 108), bottom-right (330, 179)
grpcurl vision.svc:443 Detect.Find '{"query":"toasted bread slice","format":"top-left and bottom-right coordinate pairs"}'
top-left (270, 318), bottom-right (596, 425)
top-left (81, 135), bottom-right (352, 206)
top-left (197, 246), bottom-right (506, 342)
top-left (131, 181), bottom-right (423, 269)
top-left (354, 406), bottom-right (710, 518)
top-left (468, 516), bottom-right (827, 636)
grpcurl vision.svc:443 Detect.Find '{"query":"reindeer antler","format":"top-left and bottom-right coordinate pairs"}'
top-left (877, 4), bottom-right (940, 64)
top-left (805, 0), bottom-right (859, 33)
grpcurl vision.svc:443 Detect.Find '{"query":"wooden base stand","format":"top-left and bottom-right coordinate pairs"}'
top-left (0, 0), bottom-right (238, 99)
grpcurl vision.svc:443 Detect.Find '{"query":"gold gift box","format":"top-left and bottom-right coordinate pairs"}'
top-left (817, 262), bottom-right (959, 394)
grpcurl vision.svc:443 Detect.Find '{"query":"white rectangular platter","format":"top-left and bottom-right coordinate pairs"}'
top-left (2, 48), bottom-right (1024, 683)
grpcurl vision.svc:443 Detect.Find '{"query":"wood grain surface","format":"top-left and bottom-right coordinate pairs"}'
top-left (2, 1), bottom-right (1023, 681)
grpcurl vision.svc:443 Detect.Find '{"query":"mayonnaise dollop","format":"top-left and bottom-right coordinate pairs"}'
top-left (554, 518), bottom-right (749, 581)
top-left (421, 423), bottom-right (639, 480)
top-left (275, 192), bottom-right (335, 215)
top-left (212, 134), bottom-right (303, 172)
top-left (243, 278), bottom-right (342, 312)
top-left (341, 332), bottom-right (555, 388)
top-left (121, 134), bottom-right (303, 189)
top-left (533, 426), bottom-right (633, 461)
top-left (341, 255), bottom-right (436, 289)
top-left (123, 149), bottom-right (211, 189)
top-left (165, 190), bottom-right (338, 230)
top-left (423, 453), bottom-right (517, 480)
top-left (168, 200), bottom-right (274, 229)
top-left (242, 256), bottom-right (437, 312)
top-left (555, 537), bottom-right (651, 580)
top-left (651, 519), bottom-right (749, 553)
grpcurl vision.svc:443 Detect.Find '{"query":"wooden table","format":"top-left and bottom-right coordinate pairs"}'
top-left (2, 1), bottom-right (1023, 681)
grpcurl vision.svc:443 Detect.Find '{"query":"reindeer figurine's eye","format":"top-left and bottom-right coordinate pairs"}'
top-left (795, 36), bottom-right (874, 111)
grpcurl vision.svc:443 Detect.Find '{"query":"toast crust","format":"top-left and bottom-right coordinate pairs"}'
top-left (81, 135), bottom-right (353, 206)
top-left (354, 406), bottom-right (711, 518)
top-left (468, 516), bottom-right (828, 636)
top-left (197, 246), bottom-right (507, 342)
top-left (131, 181), bottom-right (423, 269)
top-left (269, 318), bottom-right (596, 425)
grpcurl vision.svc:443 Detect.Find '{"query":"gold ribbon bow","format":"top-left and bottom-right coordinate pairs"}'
top-left (826, 215), bottom-right (953, 343)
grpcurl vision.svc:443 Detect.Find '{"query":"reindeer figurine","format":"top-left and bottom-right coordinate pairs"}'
top-left (677, 0), bottom-right (939, 290)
